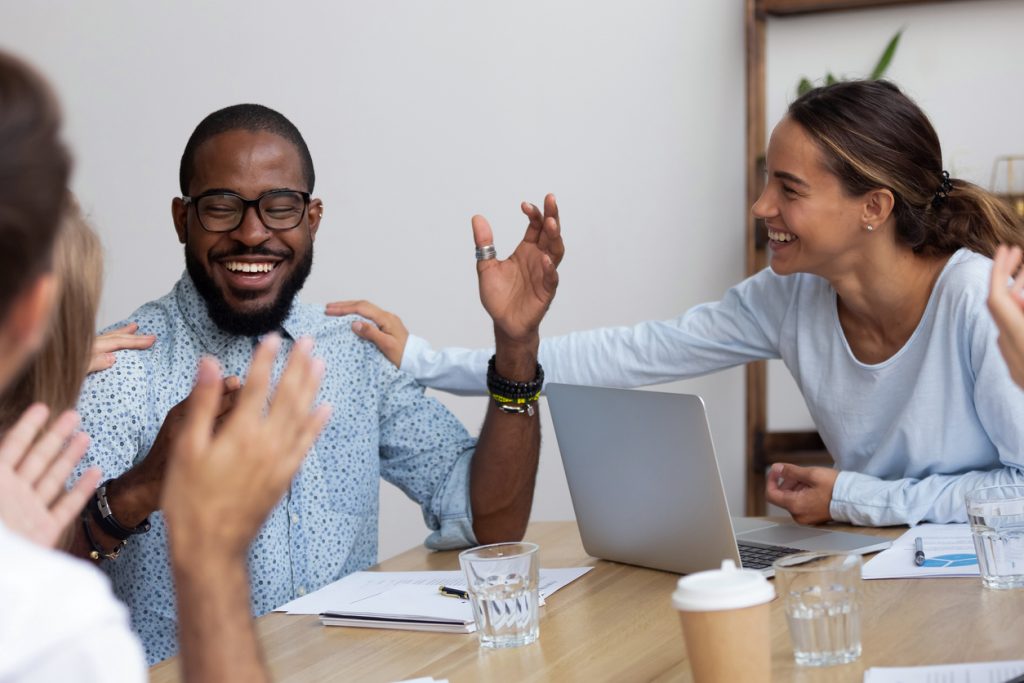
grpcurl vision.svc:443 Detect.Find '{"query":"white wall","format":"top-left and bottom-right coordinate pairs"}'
top-left (764, 0), bottom-right (1024, 432)
top-left (2, 1), bottom-right (747, 560)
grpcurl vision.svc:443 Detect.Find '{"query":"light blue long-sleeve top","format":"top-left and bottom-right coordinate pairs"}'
top-left (401, 248), bottom-right (1024, 526)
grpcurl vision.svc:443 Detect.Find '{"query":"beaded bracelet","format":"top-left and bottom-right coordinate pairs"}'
top-left (81, 508), bottom-right (126, 561)
top-left (486, 355), bottom-right (544, 415)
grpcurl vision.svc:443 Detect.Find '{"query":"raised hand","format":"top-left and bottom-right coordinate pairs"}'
top-left (162, 336), bottom-right (329, 683)
top-left (161, 335), bottom-right (330, 559)
top-left (0, 404), bottom-right (101, 548)
top-left (88, 322), bottom-right (156, 373)
top-left (988, 245), bottom-right (1024, 388)
top-left (474, 193), bottom-right (563, 344)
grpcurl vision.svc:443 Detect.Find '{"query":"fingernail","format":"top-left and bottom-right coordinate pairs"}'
top-left (352, 321), bottom-right (363, 333)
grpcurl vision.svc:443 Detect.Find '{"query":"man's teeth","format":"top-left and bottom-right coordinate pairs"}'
top-left (224, 261), bottom-right (276, 273)
top-left (768, 230), bottom-right (797, 243)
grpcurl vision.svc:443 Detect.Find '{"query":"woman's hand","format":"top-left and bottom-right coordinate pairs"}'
top-left (325, 301), bottom-right (408, 368)
top-left (988, 245), bottom-right (1024, 388)
top-left (765, 463), bottom-right (838, 525)
top-left (0, 404), bottom-right (101, 548)
top-left (88, 322), bottom-right (156, 373)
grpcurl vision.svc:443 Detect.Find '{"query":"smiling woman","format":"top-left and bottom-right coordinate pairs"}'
top-left (335, 79), bottom-right (1024, 529)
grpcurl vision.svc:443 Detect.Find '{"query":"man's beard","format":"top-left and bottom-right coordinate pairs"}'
top-left (185, 244), bottom-right (313, 337)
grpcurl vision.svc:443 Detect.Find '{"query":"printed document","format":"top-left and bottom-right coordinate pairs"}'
top-left (274, 567), bottom-right (592, 631)
top-left (861, 524), bottom-right (978, 580)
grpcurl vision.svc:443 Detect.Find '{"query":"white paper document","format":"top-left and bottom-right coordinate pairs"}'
top-left (864, 660), bottom-right (1024, 682)
top-left (861, 524), bottom-right (979, 580)
top-left (320, 583), bottom-right (477, 633)
top-left (274, 567), bottom-right (592, 633)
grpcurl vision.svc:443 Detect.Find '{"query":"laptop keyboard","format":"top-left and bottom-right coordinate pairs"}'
top-left (738, 542), bottom-right (803, 570)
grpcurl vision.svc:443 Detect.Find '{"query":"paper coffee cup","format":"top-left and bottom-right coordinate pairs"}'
top-left (671, 559), bottom-right (775, 683)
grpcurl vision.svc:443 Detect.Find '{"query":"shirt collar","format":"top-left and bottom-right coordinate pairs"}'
top-left (173, 272), bottom-right (321, 353)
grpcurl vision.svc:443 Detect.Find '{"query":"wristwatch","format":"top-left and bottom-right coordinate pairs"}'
top-left (89, 479), bottom-right (151, 540)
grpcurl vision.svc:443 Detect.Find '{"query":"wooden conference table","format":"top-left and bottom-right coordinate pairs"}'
top-left (150, 520), bottom-right (1024, 682)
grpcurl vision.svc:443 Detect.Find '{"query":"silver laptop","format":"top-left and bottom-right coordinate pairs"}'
top-left (545, 384), bottom-right (891, 577)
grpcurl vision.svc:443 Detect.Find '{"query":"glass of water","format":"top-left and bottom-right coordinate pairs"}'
top-left (459, 541), bottom-right (540, 648)
top-left (773, 552), bottom-right (862, 667)
top-left (966, 485), bottom-right (1024, 590)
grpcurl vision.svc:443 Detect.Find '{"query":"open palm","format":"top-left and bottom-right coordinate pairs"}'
top-left (0, 405), bottom-right (101, 548)
top-left (475, 194), bottom-right (564, 342)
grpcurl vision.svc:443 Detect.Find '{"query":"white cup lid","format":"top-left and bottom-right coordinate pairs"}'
top-left (672, 559), bottom-right (775, 612)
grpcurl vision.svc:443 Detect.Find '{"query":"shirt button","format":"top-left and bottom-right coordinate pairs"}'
top-left (290, 513), bottom-right (299, 524)
top-left (298, 586), bottom-right (307, 596)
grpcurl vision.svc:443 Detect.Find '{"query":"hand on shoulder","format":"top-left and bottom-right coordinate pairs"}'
top-left (325, 300), bottom-right (408, 368)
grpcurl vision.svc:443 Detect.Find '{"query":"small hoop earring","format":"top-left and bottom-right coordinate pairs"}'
top-left (866, 224), bottom-right (874, 232)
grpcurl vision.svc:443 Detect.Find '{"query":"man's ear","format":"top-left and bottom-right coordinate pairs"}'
top-left (308, 198), bottom-right (323, 242)
top-left (172, 197), bottom-right (188, 244)
top-left (0, 272), bottom-right (58, 387)
top-left (862, 188), bottom-right (895, 229)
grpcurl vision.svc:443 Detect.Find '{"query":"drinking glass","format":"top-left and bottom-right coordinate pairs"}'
top-left (773, 552), bottom-right (862, 667)
top-left (459, 541), bottom-right (540, 648)
top-left (966, 485), bottom-right (1024, 590)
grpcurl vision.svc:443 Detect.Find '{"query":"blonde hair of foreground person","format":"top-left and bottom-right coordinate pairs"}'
top-left (0, 198), bottom-right (101, 432)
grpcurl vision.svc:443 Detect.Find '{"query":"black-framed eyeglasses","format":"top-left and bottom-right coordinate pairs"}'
top-left (182, 189), bottom-right (311, 233)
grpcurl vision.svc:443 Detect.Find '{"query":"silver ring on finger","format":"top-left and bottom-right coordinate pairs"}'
top-left (475, 244), bottom-right (497, 261)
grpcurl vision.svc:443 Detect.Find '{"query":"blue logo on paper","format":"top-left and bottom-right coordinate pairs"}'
top-left (921, 553), bottom-right (978, 568)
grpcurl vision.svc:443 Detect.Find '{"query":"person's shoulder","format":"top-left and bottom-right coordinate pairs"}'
top-left (731, 267), bottom-right (827, 311)
top-left (939, 248), bottom-right (991, 287)
top-left (290, 302), bottom-right (388, 364)
top-left (933, 248), bottom-right (992, 307)
top-left (83, 289), bottom-right (181, 392)
top-left (100, 285), bottom-right (180, 344)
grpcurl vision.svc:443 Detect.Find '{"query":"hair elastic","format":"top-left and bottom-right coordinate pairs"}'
top-left (932, 170), bottom-right (952, 208)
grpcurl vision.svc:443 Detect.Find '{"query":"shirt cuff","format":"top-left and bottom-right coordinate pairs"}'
top-left (400, 334), bottom-right (429, 374)
top-left (423, 445), bottom-right (478, 551)
top-left (830, 469), bottom-right (912, 527)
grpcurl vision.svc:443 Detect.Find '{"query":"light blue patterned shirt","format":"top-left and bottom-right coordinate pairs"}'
top-left (76, 274), bottom-right (478, 664)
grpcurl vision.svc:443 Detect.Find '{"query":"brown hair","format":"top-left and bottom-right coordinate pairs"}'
top-left (788, 80), bottom-right (1024, 258)
top-left (0, 200), bottom-right (103, 431)
top-left (0, 50), bottom-right (71, 320)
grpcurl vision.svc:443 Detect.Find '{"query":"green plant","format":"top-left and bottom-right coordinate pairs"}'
top-left (797, 29), bottom-right (903, 96)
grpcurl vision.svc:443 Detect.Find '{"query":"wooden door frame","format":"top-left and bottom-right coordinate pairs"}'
top-left (743, 0), bottom-right (957, 514)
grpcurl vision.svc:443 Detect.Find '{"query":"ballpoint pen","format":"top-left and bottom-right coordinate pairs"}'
top-left (438, 585), bottom-right (469, 600)
top-left (914, 536), bottom-right (925, 567)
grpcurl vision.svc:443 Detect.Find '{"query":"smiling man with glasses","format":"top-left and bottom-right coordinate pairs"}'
top-left (71, 103), bottom-right (563, 664)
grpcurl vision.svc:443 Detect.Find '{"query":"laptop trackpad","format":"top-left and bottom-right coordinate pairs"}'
top-left (739, 524), bottom-right (882, 552)
top-left (731, 517), bottom-right (779, 534)
top-left (739, 524), bottom-right (830, 546)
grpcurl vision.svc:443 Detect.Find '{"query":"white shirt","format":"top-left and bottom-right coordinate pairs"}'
top-left (0, 522), bottom-right (146, 682)
top-left (401, 249), bottom-right (1024, 525)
